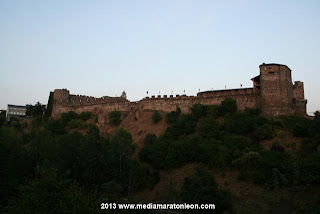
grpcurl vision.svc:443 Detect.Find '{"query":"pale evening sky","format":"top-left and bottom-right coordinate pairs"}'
top-left (0, 0), bottom-right (319, 114)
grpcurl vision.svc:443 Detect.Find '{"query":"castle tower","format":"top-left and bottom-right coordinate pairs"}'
top-left (259, 63), bottom-right (294, 115)
top-left (293, 81), bottom-right (307, 115)
top-left (53, 89), bottom-right (70, 103)
top-left (51, 89), bottom-right (70, 118)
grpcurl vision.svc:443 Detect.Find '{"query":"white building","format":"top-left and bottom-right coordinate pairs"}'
top-left (6, 104), bottom-right (27, 121)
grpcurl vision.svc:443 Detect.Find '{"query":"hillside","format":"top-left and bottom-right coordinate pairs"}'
top-left (1, 99), bottom-right (320, 214)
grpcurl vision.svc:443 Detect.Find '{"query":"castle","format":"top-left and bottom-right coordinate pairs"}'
top-left (51, 63), bottom-right (307, 123)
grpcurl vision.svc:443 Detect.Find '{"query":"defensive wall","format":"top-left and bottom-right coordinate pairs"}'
top-left (51, 63), bottom-right (307, 123)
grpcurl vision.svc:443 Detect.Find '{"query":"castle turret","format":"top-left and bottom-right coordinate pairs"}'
top-left (121, 91), bottom-right (127, 99)
top-left (259, 63), bottom-right (294, 115)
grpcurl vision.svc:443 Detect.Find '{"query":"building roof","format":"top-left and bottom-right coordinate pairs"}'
top-left (251, 75), bottom-right (260, 81)
top-left (8, 104), bottom-right (27, 108)
top-left (199, 87), bottom-right (253, 94)
top-left (259, 63), bottom-right (291, 71)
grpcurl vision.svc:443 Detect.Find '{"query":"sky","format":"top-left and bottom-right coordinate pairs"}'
top-left (0, 0), bottom-right (319, 114)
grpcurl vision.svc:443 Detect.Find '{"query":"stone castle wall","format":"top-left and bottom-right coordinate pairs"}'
top-left (51, 88), bottom-right (261, 123)
top-left (140, 91), bottom-right (260, 113)
top-left (51, 63), bottom-right (307, 121)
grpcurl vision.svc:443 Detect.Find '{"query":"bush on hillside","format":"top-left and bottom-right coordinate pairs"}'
top-left (61, 111), bottom-right (78, 126)
top-left (0, 115), bottom-right (6, 127)
top-left (254, 150), bottom-right (295, 188)
top-left (67, 119), bottom-right (87, 129)
top-left (255, 124), bottom-right (275, 140)
top-left (78, 112), bottom-right (93, 121)
top-left (144, 133), bottom-right (157, 145)
top-left (197, 117), bottom-right (220, 139)
top-left (47, 118), bottom-right (67, 135)
top-left (181, 167), bottom-right (232, 213)
top-left (217, 98), bottom-right (238, 116)
top-left (93, 115), bottom-right (98, 123)
top-left (245, 107), bottom-right (262, 116)
top-left (279, 115), bottom-right (313, 137)
top-left (108, 111), bottom-right (121, 126)
top-left (152, 111), bottom-right (162, 124)
top-left (165, 107), bottom-right (181, 124)
top-left (190, 103), bottom-right (208, 120)
top-left (165, 114), bottom-right (196, 140)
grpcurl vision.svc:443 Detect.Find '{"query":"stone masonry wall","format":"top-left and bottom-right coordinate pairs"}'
top-left (52, 88), bottom-right (261, 123)
top-left (51, 63), bottom-right (306, 119)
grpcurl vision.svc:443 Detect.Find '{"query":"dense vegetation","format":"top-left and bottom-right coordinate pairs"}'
top-left (140, 99), bottom-right (320, 213)
top-left (108, 110), bottom-right (122, 126)
top-left (1, 99), bottom-right (320, 213)
top-left (0, 111), bottom-right (157, 213)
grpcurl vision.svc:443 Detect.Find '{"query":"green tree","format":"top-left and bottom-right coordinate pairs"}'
top-left (165, 107), bottom-right (181, 124)
top-left (86, 124), bottom-right (100, 143)
top-left (181, 166), bottom-right (232, 213)
top-left (109, 129), bottom-right (135, 176)
top-left (197, 117), bottom-right (220, 139)
top-left (190, 103), bottom-right (207, 120)
top-left (61, 111), bottom-right (78, 126)
top-left (0, 115), bottom-right (6, 127)
top-left (6, 162), bottom-right (96, 214)
top-left (67, 119), bottom-right (87, 129)
top-left (255, 124), bottom-right (275, 140)
top-left (45, 92), bottom-right (54, 117)
top-left (79, 112), bottom-right (93, 121)
top-left (144, 133), bottom-right (157, 145)
top-left (26, 102), bottom-right (44, 117)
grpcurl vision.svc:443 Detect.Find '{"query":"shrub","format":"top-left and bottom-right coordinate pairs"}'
top-left (152, 111), bottom-right (162, 124)
top-left (61, 111), bottom-right (78, 126)
top-left (108, 111), bottom-right (121, 126)
top-left (165, 107), bottom-right (181, 124)
top-left (207, 105), bottom-right (219, 118)
top-left (254, 150), bottom-right (295, 187)
top-left (10, 121), bottom-right (21, 130)
top-left (293, 123), bottom-right (311, 138)
top-left (0, 115), bottom-right (6, 127)
top-left (233, 151), bottom-right (261, 179)
top-left (165, 114), bottom-right (196, 140)
top-left (223, 112), bottom-right (257, 136)
top-left (255, 124), bottom-right (275, 140)
top-left (181, 167), bottom-right (232, 213)
top-left (190, 103), bottom-right (207, 120)
top-left (78, 112), bottom-right (93, 121)
top-left (31, 115), bottom-right (48, 129)
top-left (93, 115), bottom-right (98, 123)
top-left (197, 117), bottom-right (220, 139)
top-left (67, 119), bottom-right (86, 129)
top-left (86, 124), bottom-right (100, 142)
top-left (218, 98), bottom-right (237, 116)
top-left (271, 141), bottom-right (285, 152)
top-left (279, 115), bottom-right (313, 137)
top-left (144, 133), bottom-right (157, 145)
top-left (270, 117), bottom-right (285, 128)
top-left (245, 107), bottom-right (262, 116)
top-left (10, 117), bottom-right (19, 122)
top-left (48, 118), bottom-right (67, 135)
